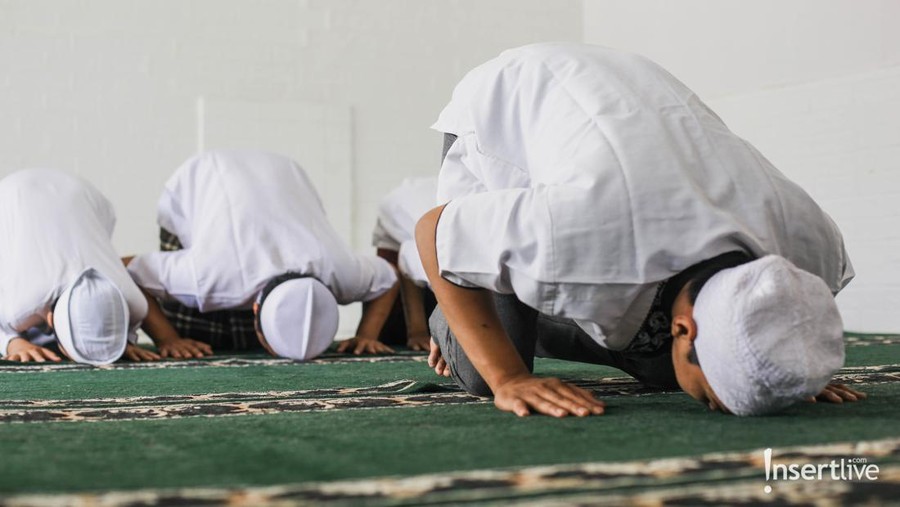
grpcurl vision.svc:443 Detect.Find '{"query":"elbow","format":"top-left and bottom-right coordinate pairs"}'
top-left (415, 205), bottom-right (446, 283)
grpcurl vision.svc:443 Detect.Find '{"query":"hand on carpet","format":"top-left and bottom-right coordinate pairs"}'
top-left (336, 337), bottom-right (395, 355)
top-left (122, 343), bottom-right (162, 362)
top-left (427, 338), bottom-right (450, 377)
top-left (3, 338), bottom-right (62, 363)
top-left (493, 375), bottom-right (606, 418)
top-left (808, 383), bottom-right (867, 404)
top-left (156, 338), bottom-right (213, 359)
top-left (406, 332), bottom-right (431, 352)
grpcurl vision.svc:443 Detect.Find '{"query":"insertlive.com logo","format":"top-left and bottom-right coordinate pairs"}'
top-left (763, 448), bottom-right (880, 493)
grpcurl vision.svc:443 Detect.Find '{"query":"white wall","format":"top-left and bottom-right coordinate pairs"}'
top-left (0, 0), bottom-right (583, 336)
top-left (584, 0), bottom-right (900, 333)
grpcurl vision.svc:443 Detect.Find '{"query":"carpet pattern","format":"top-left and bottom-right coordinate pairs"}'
top-left (2, 438), bottom-right (897, 506)
top-left (0, 334), bottom-right (898, 505)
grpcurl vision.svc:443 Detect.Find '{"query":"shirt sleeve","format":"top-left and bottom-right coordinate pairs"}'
top-left (371, 217), bottom-right (401, 251)
top-left (328, 254), bottom-right (398, 305)
top-left (434, 187), bottom-right (555, 313)
top-left (126, 251), bottom-right (201, 309)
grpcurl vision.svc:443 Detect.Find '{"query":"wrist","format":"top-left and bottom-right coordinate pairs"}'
top-left (152, 334), bottom-right (181, 345)
top-left (491, 370), bottom-right (533, 392)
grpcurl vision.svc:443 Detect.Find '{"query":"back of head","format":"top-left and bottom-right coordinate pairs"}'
top-left (693, 255), bottom-right (844, 416)
top-left (54, 268), bottom-right (129, 366)
top-left (258, 276), bottom-right (338, 361)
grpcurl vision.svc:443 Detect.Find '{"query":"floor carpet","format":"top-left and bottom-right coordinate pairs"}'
top-left (0, 333), bottom-right (898, 506)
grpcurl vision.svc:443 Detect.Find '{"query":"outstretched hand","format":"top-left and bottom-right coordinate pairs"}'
top-left (407, 332), bottom-right (431, 352)
top-left (4, 338), bottom-right (61, 363)
top-left (336, 337), bottom-right (395, 355)
top-left (493, 375), bottom-right (606, 418)
top-left (427, 338), bottom-right (451, 377)
top-left (808, 383), bottom-right (867, 404)
top-left (122, 343), bottom-right (162, 362)
top-left (156, 337), bottom-right (213, 359)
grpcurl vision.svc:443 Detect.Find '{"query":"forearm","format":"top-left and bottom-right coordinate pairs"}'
top-left (138, 291), bottom-right (181, 345)
top-left (400, 275), bottom-right (428, 338)
top-left (415, 205), bottom-right (530, 390)
top-left (355, 272), bottom-right (400, 340)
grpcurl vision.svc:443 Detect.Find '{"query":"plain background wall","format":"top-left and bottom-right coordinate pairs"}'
top-left (0, 0), bottom-right (583, 336)
top-left (584, 0), bottom-right (900, 332)
top-left (1, 0), bottom-right (897, 335)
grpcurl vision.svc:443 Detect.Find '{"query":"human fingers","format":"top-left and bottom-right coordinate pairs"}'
top-left (125, 347), bottom-right (141, 362)
top-left (567, 384), bottom-right (606, 412)
top-left (552, 384), bottom-right (605, 416)
top-left (140, 348), bottom-right (161, 361)
top-left (165, 347), bottom-right (185, 360)
top-left (817, 387), bottom-right (844, 404)
top-left (434, 356), bottom-right (448, 376)
top-left (378, 343), bottom-right (395, 354)
top-left (494, 395), bottom-right (531, 417)
top-left (831, 384), bottom-right (866, 400)
top-left (28, 349), bottom-right (47, 363)
top-left (336, 340), bottom-right (351, 353)
top-left (522, 391), bottom-right (572, 418)
top-left (40, 348), bottom-right (62, 362)
top-left (428, 340), bottom-right (441, 367)
top-left (191, 340), bottom-right (213, 355)
top-left (183, 343), bottom-right (205, 358)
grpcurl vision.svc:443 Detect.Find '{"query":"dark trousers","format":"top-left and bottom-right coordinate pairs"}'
top-left (432, 133), bottom-right (676, 394)
top-left (428, 287), bottom-right (677, 397)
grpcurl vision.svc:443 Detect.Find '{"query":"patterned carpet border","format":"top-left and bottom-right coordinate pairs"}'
top-left (0, 334), bottom-right (895, 373)
top-left (1, 438), bottom-right (897, 506)
top-left (1, 365), bottom-right (896, 424)
top-left (0, 354), bottom-right (426, 373)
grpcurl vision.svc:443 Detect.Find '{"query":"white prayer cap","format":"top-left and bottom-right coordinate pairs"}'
top-left (693, 255), bottom-right (844, 416)
top-left (54, 268), bottom-right (129, 366)
top-left (258, 277), bottom-right (338, 361)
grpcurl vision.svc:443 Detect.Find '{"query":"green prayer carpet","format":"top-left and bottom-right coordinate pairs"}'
top-left (0, 333), bottom-right (898, 505)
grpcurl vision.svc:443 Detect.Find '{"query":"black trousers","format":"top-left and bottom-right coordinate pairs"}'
top-left (432, 132), bottom-right (676, 395)
top-left (429, 295), bottom-right (677, 396)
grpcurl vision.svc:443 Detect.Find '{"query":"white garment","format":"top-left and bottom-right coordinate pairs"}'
top-left (432, 43), bottom-right (854, 350)
top-left (0, 169), bottom-right (148, 354)
top-left (128, 150), bottom-right (396, 311)
top-left (371, 177), bottom-right (438, 286)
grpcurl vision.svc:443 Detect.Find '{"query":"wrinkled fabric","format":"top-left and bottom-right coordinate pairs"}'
top-left (128, 150), bottom-right (396, 311)
top-left (432, 43), bottom-right (853, 350)
top-left (0, 169), bottom-right (147, 354)
top-left (372, 177), bottom-right (437, 286)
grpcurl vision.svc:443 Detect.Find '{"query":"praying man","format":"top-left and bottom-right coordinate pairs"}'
top-left (416, 43), bottom-right (865, 417)
top-left (0, 169), bottom-right (204, 364)
top-left (126, 150), bottom-right (398, 361)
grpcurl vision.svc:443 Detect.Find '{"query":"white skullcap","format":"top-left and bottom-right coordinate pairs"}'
top-left (54, 268), bottom-right (129, 366)
top-left (258, 277), bottom-right (338, 361)
top-left (693, 255), bottom-right (845, 416)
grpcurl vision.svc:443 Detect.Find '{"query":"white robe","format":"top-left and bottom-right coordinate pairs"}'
top-left (431, 43), bottom-right (854, 350)
top-left (128, 150), bottom-right (396, 312)
top-left (371, 177), bottom-right (438, 286)
top-left (0, 169), bottom-right (148, 354)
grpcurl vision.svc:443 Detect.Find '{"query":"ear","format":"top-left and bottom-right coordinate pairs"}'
top-left (46, 310), bottom-right (54, 329)
top-left (253, 302), bottom-right (260, 316)
top-left (671, 314), bottom-right (697, 343)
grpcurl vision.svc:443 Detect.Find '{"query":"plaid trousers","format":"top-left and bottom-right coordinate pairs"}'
top-left (158, 228), bottom-right (263, 351)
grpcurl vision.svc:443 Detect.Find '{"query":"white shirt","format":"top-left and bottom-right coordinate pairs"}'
top-left (0, 169), bottom-right (148, 354)
top-left (371, 177), bottom-right (438, 286)
top-left (432, 43), bottom-right (854, 350)
top-left (128, 150), bottom-right (396, 311)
